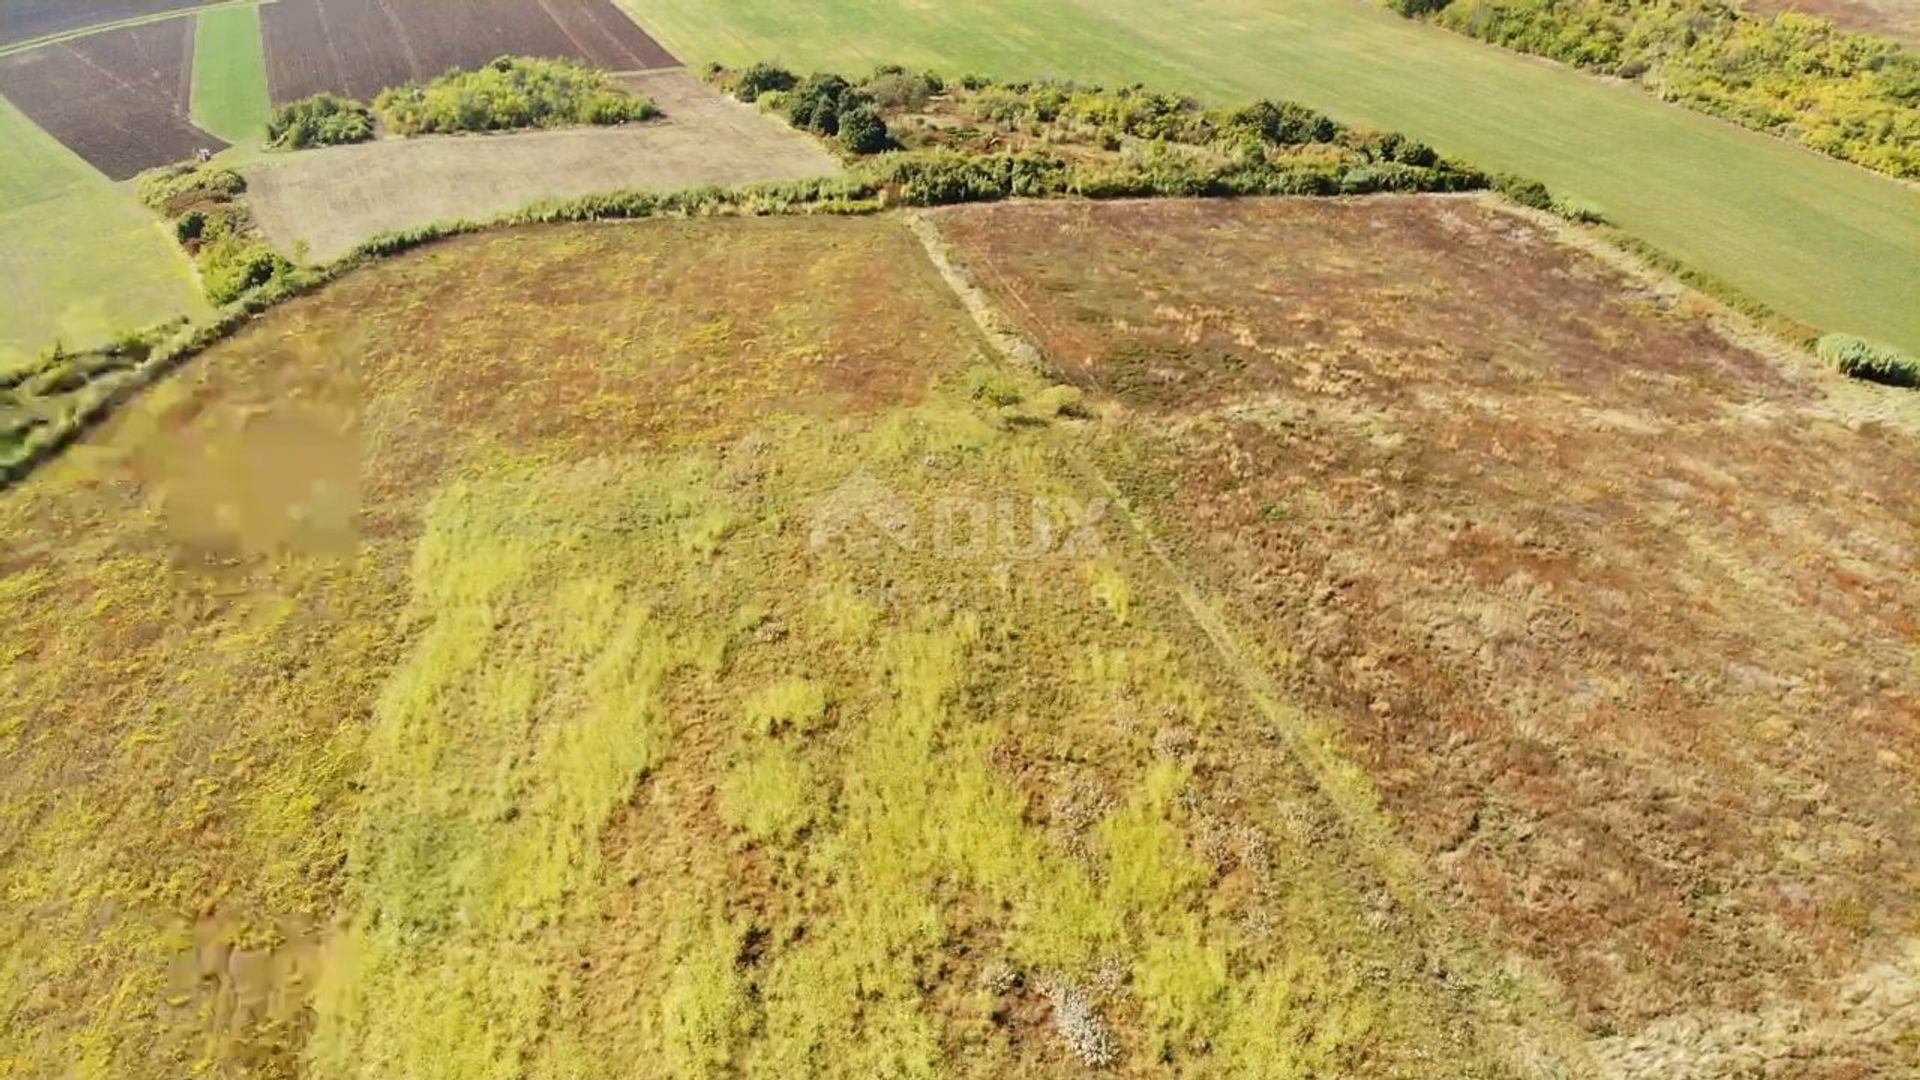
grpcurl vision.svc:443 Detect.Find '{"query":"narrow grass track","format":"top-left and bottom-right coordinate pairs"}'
top-left (190, 3), bottom-right (271, 143)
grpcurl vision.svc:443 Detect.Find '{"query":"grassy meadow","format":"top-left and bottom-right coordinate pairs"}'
top-left (0, 215), bottom-right (1557, 1077)
top-left (191, 3), bottom-right (271, 143)
top-left (624, 0), bottom-right (1920, 353)
top-left (0, 95), bottom-right (209, 373)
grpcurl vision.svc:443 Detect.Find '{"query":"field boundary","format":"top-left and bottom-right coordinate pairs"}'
top-left (0, 0), bottom-right (272, 59)
top-left (904, 207), bottom-right (1601, 1076)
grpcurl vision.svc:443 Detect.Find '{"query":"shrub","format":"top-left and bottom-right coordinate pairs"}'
top-left (785, 73), bottom-right (856, 135)
top-left (1221, 100), bottom-right (1341, 145)
top-left (269, 93), bottom-right (374, 148)
top-left (1817, 334), bottom-right (1920, 388)
top-left (837, 104), bottom-right (892, 154)
top-left (136, 162), bottom-right (246, 211)
top-left (864, 69), bottom-right (936, 111)
top-left (1491, 172), bottom-right (1554, 209)
top-left (373, 56), bottom-right (658, 136)
top-left (200, 236), bottom-right (292, 304)
top-left (733, 62), bottom-right (798, 103)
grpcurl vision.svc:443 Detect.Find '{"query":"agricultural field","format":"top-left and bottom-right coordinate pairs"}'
top-left (0, 0), bottom-right (216, 47)
top-left (0, 17), bottom-right (226, 178)
top-left (190, 1), bottom-right (270, 142)
top-left (934, 196), bottom-right (1920, 1076)
top-left (0, 210), bottom-right (1578, 1078)
top-left (624, 0), bottom-right (1920, 355)
top-left (243, 71), bottom-right (837, 262)
top-left (0, 93), bottom-right (208, 372)
top-left (260, 0), bottom-right (678, 104)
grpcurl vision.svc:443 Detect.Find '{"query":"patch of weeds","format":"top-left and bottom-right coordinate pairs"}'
top-left (743, 676), bottom-right (830, 735)
top-left (720, 744), bottom-right (817, 843)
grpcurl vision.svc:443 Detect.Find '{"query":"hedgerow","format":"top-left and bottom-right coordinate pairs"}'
top-left (373, 56), bottom-right (658, 136)
top-left (1397, 0), bottom-right (1920, 178)
top-left (1817, 334), bottom-right (1920, 388)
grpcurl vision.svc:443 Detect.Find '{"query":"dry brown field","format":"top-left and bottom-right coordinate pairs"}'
top-left (933, 194), bottom-right (1920, 1076)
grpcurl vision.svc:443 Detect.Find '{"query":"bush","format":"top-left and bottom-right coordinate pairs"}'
top-left (864, 68), bottom-right (939, 110)
top-left (1491, 172), bottom-right (1554, 209)
top-left (201, 239), bottom-right (291, 305)
top-left (135, 162), bottom-right (246, 212)
top-left (734, 62), bottom-right (798, 103)
top-left (782, 73), bottom-right (893, 152)
top-left (373, 56), bottom-right (658, 136)
top-left (1817, 334), bottom-right (1920, 388)
top-left (269, 93), bottom-right (374, 148)
top-left (837, 105), bottom-right (892, 153)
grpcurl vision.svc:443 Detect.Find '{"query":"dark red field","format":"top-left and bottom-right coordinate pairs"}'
top-left (0, 17), bottom-right (224, 178)
top-left (261, 0), bottom-right (678, 104)
top-left (0, 0), bottom-right (211, 47)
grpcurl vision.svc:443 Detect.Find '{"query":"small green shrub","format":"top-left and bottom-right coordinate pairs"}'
top-left (1817, 334), bottom-right (1920, 388)
top-left (269, 93), bottom-right (374, 148)
top-left (733, 62), bottom-right (798, 103)
top-left (838, 104), bottom-right (892, 154)
top-left (1491, 172), bottom-right (1554, 210)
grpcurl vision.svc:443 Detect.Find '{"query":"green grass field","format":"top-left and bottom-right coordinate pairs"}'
top-left (624, 0), bottom-right (1920, 354)
top-left (190, 3), bottom-right (270, 144)
top-left (0, 97), bottom-right (209, 373)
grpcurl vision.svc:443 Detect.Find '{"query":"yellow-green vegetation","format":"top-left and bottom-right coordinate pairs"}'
top-left (191, 3), bottom-right (271, 143)
top-left (373, 56), bottom-right (660, 137)
top-left (626, 0), bottom-right (1920, 353)
top-left (0, 214), bottom-right (1539, 1077)
top-left (1417, 0), bottom-right (1920, 177)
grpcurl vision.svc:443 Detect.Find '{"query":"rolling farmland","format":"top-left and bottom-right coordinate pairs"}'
top-left (624, 0), bottom-right (1920, 354)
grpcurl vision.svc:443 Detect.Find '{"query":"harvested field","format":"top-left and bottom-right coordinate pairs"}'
top-left (0, 0), bottom-right (213, 47)
top-left (261, 0), bottom-right (676, 104)
top-left (0, 213), bottom-right (1548, 1077)
top-left (244, 71), bottom-right (836, 262)
top-left (0, 17), bottom-right (224, 178)
top-left (932, 195), bottom-right (1920, 1076)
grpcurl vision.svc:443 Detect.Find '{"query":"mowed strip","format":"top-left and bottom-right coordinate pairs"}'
top-left (261, 0), bottom-right (676, 104)
top-left (244, 71), bottom-right (835, 262)
top-left (190, 2), bottom-right (270, 141)
top-left (0, 18), bottom-right (225, 178)
top-left (623, 0), bottom-right (1920, 354)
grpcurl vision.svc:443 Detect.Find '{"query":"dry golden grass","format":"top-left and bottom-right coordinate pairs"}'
top-left (0, 212), bottom-right (1532, 1078)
